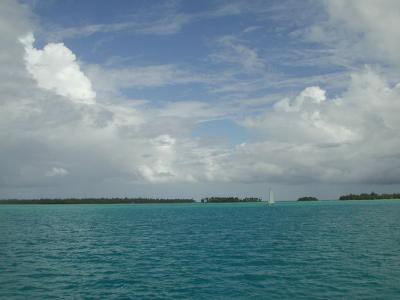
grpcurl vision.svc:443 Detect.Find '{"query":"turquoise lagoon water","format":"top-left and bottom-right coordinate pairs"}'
top-left (1, 200), bottom-right (400, 299)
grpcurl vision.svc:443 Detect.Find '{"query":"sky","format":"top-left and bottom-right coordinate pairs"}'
top-left (1, 0), bottom-right (400, 200)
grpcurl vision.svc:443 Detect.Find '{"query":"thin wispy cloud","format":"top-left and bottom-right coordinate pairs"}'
top-left (50, 13), bottom-right (192, 40)
top-left (210, 35), bottom-right (265, 73)
top-left (47, 1), bottom-right (268, 40)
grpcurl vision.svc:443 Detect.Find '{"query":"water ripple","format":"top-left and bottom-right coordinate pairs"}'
top-left (1, 201), bottom-right (400, 299)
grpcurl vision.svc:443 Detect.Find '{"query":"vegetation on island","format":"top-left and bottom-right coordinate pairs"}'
top-left (0, 196), bottom-right (263, 204)
top-left (0, 198), bottom-right (195, 205)
top-left (4, 193), bottom-right (398, 204)
top-left (297, 196), bottom-right (318, 201)
top-left (201, 197), bottom-right (262, 203)
top-left (339, 192), bottom-right (400, 200)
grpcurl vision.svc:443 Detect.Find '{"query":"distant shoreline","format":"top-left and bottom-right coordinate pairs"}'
top-left (339, 193), bottom-right (400, 200)
top-left (0, 197), bottom-right (262, 205)
top-left (1, 194), bottom-right (400, 205)
top-left (0, 198), bottom-right (195, 205)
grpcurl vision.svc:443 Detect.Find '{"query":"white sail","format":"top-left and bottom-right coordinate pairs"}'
top-left (268, 189), bottom-right (275, 205)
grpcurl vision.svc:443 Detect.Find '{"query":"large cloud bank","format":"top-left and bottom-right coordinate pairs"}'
top-left (1, 0), bottom-right (400, 196)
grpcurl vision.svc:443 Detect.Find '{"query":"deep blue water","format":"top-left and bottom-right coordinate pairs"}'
top-left (1, 201), bottom-right (400, 299)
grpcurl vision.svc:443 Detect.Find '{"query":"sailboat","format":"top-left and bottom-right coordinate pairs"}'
top-left (267, 188), bottom-right (275, 205)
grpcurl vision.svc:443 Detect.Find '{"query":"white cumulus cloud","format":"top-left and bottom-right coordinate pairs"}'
top-left (234, 67), bottom-right (400, 184)
top-left (19, 33), bottom-right (95, 104)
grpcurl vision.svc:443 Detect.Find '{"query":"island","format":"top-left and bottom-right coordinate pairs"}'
top-left (297, 196), bottom-right (318, 201)
top-left (339, 193), bottom-right (400, 200)
top-left (0, 196), bottom-right (264, 205)
top-left (201, 197), bottom-right (261, 203)
top-left (0, 198), bottom-right (195, 205)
